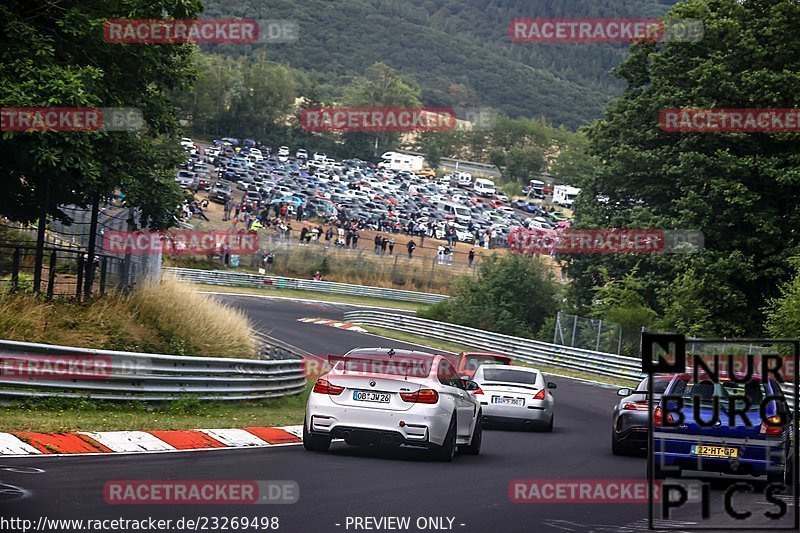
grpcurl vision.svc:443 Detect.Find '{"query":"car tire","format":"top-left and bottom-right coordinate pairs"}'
top-left (460, 411), bottom-right (482, 455)
top-left (611, 432), bottom-right (628, 456)
top-left (432, 414), bottom-right (457, 462)
top-left (543, 414), bottom-right (554, 433)
top-left (302, 417), bottom-right (331, 452)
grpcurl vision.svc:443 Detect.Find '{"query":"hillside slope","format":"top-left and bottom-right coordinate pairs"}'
top-left (203, 0), bottom-right (678, 128)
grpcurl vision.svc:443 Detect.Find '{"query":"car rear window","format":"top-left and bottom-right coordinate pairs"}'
top-left (482, 368), bottom-right (538, 385)
top-left (335, 356), bottom-right (432, 378)
top-left (465, 356), bottom-right (509, 370)
top-left (673, 378), bottom-right (768, 408)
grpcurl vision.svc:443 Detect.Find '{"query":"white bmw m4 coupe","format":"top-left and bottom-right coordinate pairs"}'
top-left (304, 348), bottom-right (483, 461)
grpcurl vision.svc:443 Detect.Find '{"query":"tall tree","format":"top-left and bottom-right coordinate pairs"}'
top-left (342, 62), bottom-right (422, 158)
top-left (0, 0), bottom-right (198, 229)
top-left (567, 0), bottom-right (800, 336)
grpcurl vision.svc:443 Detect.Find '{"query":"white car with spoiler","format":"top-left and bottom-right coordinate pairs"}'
top-left (473, 364), bottom-right (556, 431)
top-left (304, 348), bottom-right (483, 461)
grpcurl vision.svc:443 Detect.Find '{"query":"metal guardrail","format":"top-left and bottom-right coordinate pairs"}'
top-left (343, 311), bottom-right (643, 381)
top-left (342, 311), bottom-right (797, 408)
top-left (0, 337), bottom-right (306, 401)
top-left (165, 267), bottom-right (450, 305)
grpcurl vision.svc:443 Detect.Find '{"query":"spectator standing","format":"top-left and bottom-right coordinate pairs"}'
top-left (388, 238), bottom-right (395, 255)
top-left (223, 199), bottom-right (232, 221)
top-left (468, 248), bottom-right (475, 267)
top-left (374, 234), bottom-right (382, 254)
top-left (380, 236), bottom-right (388, 255)
top-left (407, 239), bottom-right (417, 258)
top-left (352, 230), bottom-right (359, 249)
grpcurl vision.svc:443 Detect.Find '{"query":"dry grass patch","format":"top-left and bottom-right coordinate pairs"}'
top-left (130, 276), bottom-right (256, 358)
top-left (0, 277), bottom-right (256, 358)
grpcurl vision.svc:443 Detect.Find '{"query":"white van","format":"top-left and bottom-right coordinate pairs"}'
top-left (456, 172), bottom-right (473, 187)
top-left (474, 178), bottom-right (496, 197)
top-left (378, 151), bottom-right (424, 172)
top-left (441, 202), bottom-right (472, 225)
top-left (553, 185), bottom-right (581, 207)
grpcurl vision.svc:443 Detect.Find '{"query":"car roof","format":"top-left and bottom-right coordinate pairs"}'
top-left (344, 347), bottom-right (438, 360)
top-left (478, 363), bottom-right (536, 372)
top-left (461, 352), bottom-right (513, 359)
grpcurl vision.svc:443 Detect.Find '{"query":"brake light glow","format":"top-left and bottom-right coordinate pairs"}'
top-left (653, 406), bottom-right (674, 427)
top-left (760, 415), bottom-right (783, 435)
top-left (622, 401), bottom-right (649, 411)
top-left (312, 379), bottom-right (344, 395)
top-left (533, 389), bottom-right (546, 400)
top-left (472, 387), bottom-right (484, 395)
top-left (400, 388), bottom-right (439, 404)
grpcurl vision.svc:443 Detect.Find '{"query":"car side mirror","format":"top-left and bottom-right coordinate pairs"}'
top-left (462, 379), bottom-right (480, 392)
top-left (547, 382), bottom-right (557, 390)
top-left (617, 388), bottom-right (631, 397)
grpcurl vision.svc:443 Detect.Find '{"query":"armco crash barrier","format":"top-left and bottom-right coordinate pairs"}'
top-left (342, 311), bottom-right (796, 408)
top-left (0, 334), bottom-right (306, 401)
top-left (164, 267), bottom-right (450, 305)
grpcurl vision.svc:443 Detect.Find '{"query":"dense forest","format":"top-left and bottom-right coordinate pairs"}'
top-left (202, 0), bottom-right (678, 128)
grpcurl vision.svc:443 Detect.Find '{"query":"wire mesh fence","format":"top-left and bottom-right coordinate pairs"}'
top-left (553, 311), bottom-right (644, 358)
top-left (0, 198), bottom-right (161, 296)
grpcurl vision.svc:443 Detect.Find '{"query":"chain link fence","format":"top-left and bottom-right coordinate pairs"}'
top-left (1, 198), bottom-right (161, 296)
top-left (553, 311), bottom-right (644, 358)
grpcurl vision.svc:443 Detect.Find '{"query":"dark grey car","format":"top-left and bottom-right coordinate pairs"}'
top-left (611, 375), bottom-right (671, 456)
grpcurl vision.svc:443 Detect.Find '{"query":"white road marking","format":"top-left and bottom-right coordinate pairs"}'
top-left (0, 434), bottom-right (41, 455)
top-left (198, 429), bottom-right (270, 447)
top-left (80, 431), bottom-right (175, 452)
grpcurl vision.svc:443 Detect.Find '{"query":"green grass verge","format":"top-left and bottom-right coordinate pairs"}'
top-left (185, 282), bottom-right (428, 312)
top-left (0, 383), bottom-right (311, 433)
top-left (359, 326), bottom-right (639, 388)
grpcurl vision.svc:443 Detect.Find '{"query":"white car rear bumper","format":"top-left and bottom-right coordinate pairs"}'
top-left (306, 393), bottom-right (452, 446)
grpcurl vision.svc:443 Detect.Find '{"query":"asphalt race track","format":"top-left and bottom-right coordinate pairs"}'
top-left (0, 295), bottom-right (795, 532)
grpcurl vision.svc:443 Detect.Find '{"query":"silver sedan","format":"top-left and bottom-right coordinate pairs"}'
top-left (473, 365), bottom-right (555, 431)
